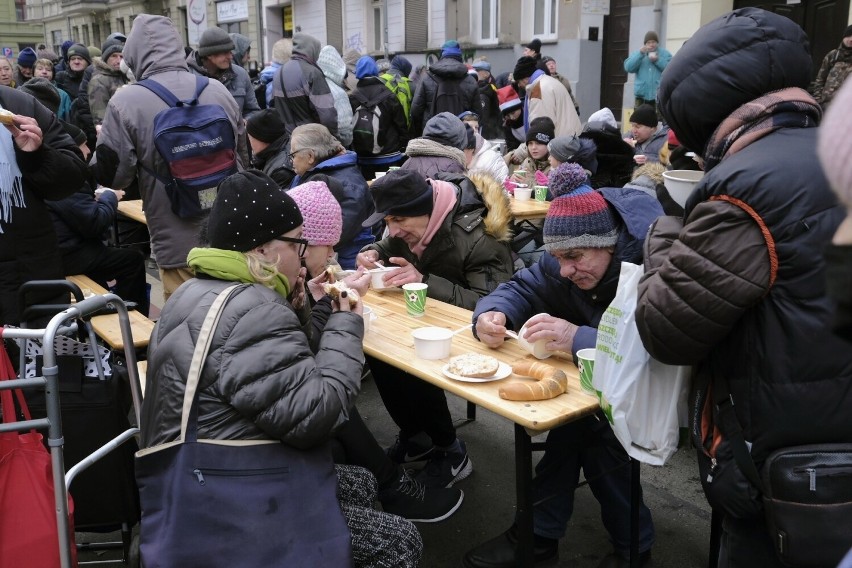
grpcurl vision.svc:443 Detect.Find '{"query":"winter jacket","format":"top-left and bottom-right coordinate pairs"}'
top-left (473, 187), bottom-right (663, 357)
top-left (409, 57), bottom-right (477, 134)
top-left (631, 125), bottom-right (669, 163)
top-left (809, 41), bottom-right (852, 108)
top-left (400, 137), bottom-right (467, 179)
top-left (140, 277), bottom-right (363, 450)
top-left (549, 71), bottom-right (580, 116)
top-left (260, 61), bottom-right (282, 107)
top-left (88, 58), bottom-right (129, 125)
top-left (468, 138), bottom-right (509, 183)
top-left (72, 65), bottom-right (97, 149)
top-left (349, 77), bottom-right (409, 156)
top-left (0, 86), bottom-right (87, 326)
top-left (623, 47), bottom-right (672, 101)
top-left (291, 151), bottom-right (373, 267)
top-left (361, 172), bottom-right (514, 310)
top-left (46, 185), bottom-right (117, 253)
top-left (90, 14), bottom-right (244, 269)
top-left (251, 134), bottom-right (295, 189)
top-left (525, 73), bottom-right (582, 138)
top-left (229, 33), bottom-right (251, 68)
top-left (317, 46), bottom-right (354, 148)
top-left (636, 8), bottom-right (852, 520)
top-left (55, 66), bottom-right (85, 99)
top-left (187, 51), bottom-right (260, 119)
top-left (475, 77), bottom-right (502, 140)
top-left (273, 33), bottom-right (338, 137)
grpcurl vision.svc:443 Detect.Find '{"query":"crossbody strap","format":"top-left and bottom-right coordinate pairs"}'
top-left (179, 284), bottom-right (241, 441)
top-left (713, 372), bottom-right (766, 493)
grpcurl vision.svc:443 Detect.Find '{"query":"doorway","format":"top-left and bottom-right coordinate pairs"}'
top-left (600, 0), bottom-right (631, 123)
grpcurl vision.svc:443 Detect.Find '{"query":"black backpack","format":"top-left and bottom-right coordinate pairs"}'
top-left (351, 90), bottom-right (393, 156)
top-left (429, 72), bottom-right (464, 117)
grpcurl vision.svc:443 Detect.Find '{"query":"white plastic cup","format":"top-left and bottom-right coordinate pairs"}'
top-left (411, 327), bottom-right (453, 360)
top-left (362, 306), bottom-right (373, 334)
top-left (369, 266), bottom-right (396, 289)
top-left (517, 315), bottom-right (552, 359)
top-left (514, 187), bottom-right (532, 201)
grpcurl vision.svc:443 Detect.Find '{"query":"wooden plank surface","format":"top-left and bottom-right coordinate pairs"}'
top-left (362, 289), bottom-right (599, 433)
top-left (510, 197), bottom-right (550, 221)
top-left (116, 200), bottom-right (147, 225)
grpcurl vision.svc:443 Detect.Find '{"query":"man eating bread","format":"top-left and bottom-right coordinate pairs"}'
top-left (466, 162), bottom-right (662, 568)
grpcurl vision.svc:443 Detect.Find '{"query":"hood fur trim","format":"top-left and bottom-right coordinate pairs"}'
top-left (468, 171), bottom-right (513, 242)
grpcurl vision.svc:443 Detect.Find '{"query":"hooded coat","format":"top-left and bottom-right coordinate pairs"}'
top-left (317, 46), bottom-right (354, 147)
top-left (409, 57), bottom-right (477, 134)
top-left (361, 172), bottom-right (514, 310)
top-left (809, 40), bottom-right (852, 108)
top-left (90, 14), bottom-right (244, 270)
top-left (87, 57), bottom-right (129, 125)
top-left (635, 8), bottom-right (852, 520)
top-left (186, 49), bottom-right (260, 119)
top-left (229, 33), bottom-right (251, 68)
top-left (273, 33), bottom-right (338, 137)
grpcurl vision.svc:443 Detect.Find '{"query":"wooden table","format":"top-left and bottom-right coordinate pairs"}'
top-left (362, 289), bottom-right (603, 565)
top-left (116, 200), bottom-right (147, 225)
top-left (510, 197), bottom-right (550, 221)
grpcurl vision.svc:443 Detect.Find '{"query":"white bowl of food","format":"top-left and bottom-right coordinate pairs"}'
top-left (517, 315), bottom-right (552, 359)
top-left (369, 266), bottom-right (397, 289)
top-left (662, 170), bottom-right (704, 208)
top-left (411, 327), bottom-right (453, 360)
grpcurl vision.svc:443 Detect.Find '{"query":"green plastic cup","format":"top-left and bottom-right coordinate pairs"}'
top-left (576, 348), bottom-right (596, 395)
top-left (402, 283), bottom-right (428, 317)
top-left (534, 185), bottom-right (548, 202)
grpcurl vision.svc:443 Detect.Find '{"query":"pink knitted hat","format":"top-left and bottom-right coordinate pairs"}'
top-left (819, 79), bottom-right (852, 208)
top-left (286, 181), bottom-right (342, 246)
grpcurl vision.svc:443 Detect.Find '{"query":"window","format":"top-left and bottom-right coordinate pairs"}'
top-left (82, 25), bottom-right (90, 47)
top-left (92, 23), bottom-right (101, 47)
top-left (373, 4), bottom-right (384, 52)
top-left (116, 18), bottom-right (126, 35)
top-left (472, 0), bottom-right (498, 44)
top-left (406, 0), bottom-right (428, 51)
top-left (532, 0), bottom-right (557, 37)
top-left (326, 0), bottom-right (343, 53)
top-left (52, 30), bottom-right (62, 54)
top-left (14, 0), bottom-right (25, 21)
top-left (72, 26), bottom-right (79, 42)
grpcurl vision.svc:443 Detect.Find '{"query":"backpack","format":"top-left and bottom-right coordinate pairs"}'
top-left (136, 76), bottom-right (238, 219)
top-left (429, 72), bottom-right (464, 117)
top-left (351, 91), bottom-right (387, 156)
top-left (379, 73), bottom-right (413, 126)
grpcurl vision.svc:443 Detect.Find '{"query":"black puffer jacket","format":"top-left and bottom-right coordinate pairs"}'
top-left (636, 8), bottom-right (852, 519)
top-left (409, 57), bottom-right (477, 134)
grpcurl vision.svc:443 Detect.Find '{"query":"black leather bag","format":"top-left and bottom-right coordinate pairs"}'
top-left (761, 444), bottom-right (852, 567)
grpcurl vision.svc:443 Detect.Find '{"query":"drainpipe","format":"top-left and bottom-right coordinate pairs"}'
top-left (653, 0), bottom-right (663, 40)
top-left (256, 0), bottom-right (264, 64)
top-left (383, 0), bottom-right (390, 61)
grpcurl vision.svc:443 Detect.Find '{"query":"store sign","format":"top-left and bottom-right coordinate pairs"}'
top-left (217, 0), bottom-right (248, 23)
top-left (188, 0), bottom-right (208, 46)
top-left (581, 0), bottom-right (610, 15)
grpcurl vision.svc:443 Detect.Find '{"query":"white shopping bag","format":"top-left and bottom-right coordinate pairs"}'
top-left (592, 262), bottom-right (689, 466)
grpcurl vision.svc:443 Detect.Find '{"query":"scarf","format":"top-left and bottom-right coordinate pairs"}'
top-left (0, 102), bottom-right (24, 235)
top-left (703, 87), bottom-right (821, 171)
top-left (186, 247), bottom-right (291, 298)
top-left (410, 180), bottom-right (458, 258)
top-left (404, 138), bottom-right (467, 168)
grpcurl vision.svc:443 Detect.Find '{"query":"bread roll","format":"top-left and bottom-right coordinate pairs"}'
top-left (323, 281), bottom-right (360, 307)
top-left (447, 353), bottom-right (500, 378)
top-left (0, 110), bottom-right (15, 126)
top-left (498, 360), bottom-right (568, 401)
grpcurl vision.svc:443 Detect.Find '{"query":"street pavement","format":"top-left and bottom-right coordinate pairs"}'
top-left (79, 274), bottom-right (713, 567)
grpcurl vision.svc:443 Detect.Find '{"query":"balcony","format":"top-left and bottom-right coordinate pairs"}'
top-left (60, 0), bottom-right (108, 15)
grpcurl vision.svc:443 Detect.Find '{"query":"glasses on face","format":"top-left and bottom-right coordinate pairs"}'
top-left (273, 235), bottom-right (309, 258)
top-left (288, 148), bottom-right (310, 161)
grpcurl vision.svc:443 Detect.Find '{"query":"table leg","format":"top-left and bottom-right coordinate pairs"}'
top-left (514, 424), bottom-right (534, 566)
top-left (630, 458), bottom-right (640, 568)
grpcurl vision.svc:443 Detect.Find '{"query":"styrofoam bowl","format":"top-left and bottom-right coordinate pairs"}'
top-left (514, 187), bottom-right (532, 201)
top-left (369, 266), bottom-right (397, 289)
top-left (518, 314), bottom-right (552, 359)
top-left (662, 170), bottom-right (704, 208)
top-left (411, 327), bottom-right (453, 360)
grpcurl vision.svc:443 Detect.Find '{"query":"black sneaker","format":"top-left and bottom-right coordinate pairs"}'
top-left (378, 470), bottom-right (464, 523)
top-left (413, 439), bottom-right (473, 488)
top-left (386, 435), bottom-right (435, 464)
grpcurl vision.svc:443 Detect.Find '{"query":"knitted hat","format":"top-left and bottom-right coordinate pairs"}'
top-left (61, 40), bottom-right (75, 59)
top-left (101, 36), bottom-right (125, 61)
top-left (287, 181), bottom-right (342, 246)
top-left (526, 117), bottom-right (555, 145)
top-left (667, 129), bottom-right (680, 147)
top-left (513, 56), bottom-right (537, 81)
top-left (362, 170), bottom-right (434, 226)
top-left (644, 31), bottom-right (659, 44)
top-left (524, 39), bottom-right (542, 54)
top-left (472, 60), bottom-right (490, 72)
top-left (66, 43), bottom-right (91, 65)
top-left (198, 27), bottom-right (235, 57)
top-left (87, 46), bottom-right (101, 59)
top-left (819, 79), bottom-right (852, 207)
top-left (549, 136), bottom-right (598, 174)
top-left (540, 55), bottom-right (554, 65)
top-left (391, 55), bottom-right (412, 77)
top-left (441, 40), bottom-right (462, 60)
top-left (207, 170), bottom-right (303, 252)
top-left (272, 38), bottom-right (293, 64)
top-left (60, 120), bottom-right (87, 146)
top-left (423, 112), bottom-right (468, 150)
top-left (355, 55), bottom-right (378, 79)
top-left (844, 25), bottom-right (852, 38)
top-left (246, 108), bottom-right (286, 143)
top-left (497, 85), bottom-right (522, 113)
top-left (37, 49), bottom-right (58, 63)
top-left (20, 78), bottom-right (60, 114)
top-left (543, 163), bottom-right (618, 251)
top-left (630, 104), bottom-right (658, 128)
top-left (17, 48), bottom-right (37, 69)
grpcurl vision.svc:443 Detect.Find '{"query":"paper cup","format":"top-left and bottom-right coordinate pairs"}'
top-left (362, 306), bottom-right (373, 334)
top-left (402, 283), bottom-right (428, 317)
top-left (576, 348), bottom-right (596, 395)
top-left (514, 169), bottom-right (527, 177)
top-left (534, 185), bottom-right (548, 202)
top-left (514, 187), bottom-right (532, 201)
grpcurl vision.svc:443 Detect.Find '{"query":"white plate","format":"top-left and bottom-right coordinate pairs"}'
top-left (441, 361), bottom-right (512, 383)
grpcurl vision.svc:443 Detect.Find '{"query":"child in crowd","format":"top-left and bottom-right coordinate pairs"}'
top-left (510, 116), bottom-right (555, 193)
top-left (32, 58), bottom-right (72, 120)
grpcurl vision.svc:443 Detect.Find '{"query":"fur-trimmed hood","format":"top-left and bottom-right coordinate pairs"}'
top-left (468, 171), bottom-right (513, 242)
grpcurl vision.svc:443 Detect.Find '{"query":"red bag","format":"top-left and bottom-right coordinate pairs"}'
top-left (0, 341), bottom-right (77, 568)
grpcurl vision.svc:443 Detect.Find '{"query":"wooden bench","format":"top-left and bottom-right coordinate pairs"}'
top-left (66, 275), bottom-right (156, 351)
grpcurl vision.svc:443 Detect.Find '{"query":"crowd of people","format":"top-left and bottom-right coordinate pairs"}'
top-left (1, 7), bottom-right (851, 568)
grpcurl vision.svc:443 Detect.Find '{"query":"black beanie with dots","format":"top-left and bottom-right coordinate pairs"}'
top-left (207, 170), bottom-right (303, 252)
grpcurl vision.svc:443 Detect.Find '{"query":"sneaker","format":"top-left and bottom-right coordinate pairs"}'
top-left (378, 470), bottom-right (464, 523)
top-left (386, 435), bottom-right (435, 464)
top-left (413, 439), bottom-right (473, 488)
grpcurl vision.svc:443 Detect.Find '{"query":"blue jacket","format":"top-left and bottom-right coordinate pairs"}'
top-left (46, 185), bottom-right (118, 253)
top-left (472, 187), bottom-right (663, 359)
top-left (623, 48), bottom-right (672, 101)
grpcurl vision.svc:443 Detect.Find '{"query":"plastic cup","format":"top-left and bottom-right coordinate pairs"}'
top-left (517, 315), bottom-right (552, 359)
top-left (534, 185), bottom-right (548, 202)
top-left (402, 283), bottom-right (428, 317)
top-left (576, 348), bottom-right (596, 395)
top-left (362, 306), bottom-right (373, 334)
top-left (514, 187), bottom-right (532, 201)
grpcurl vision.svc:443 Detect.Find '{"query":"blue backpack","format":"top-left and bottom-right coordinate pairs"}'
top-left (137, 76), bottom-right (237, 219)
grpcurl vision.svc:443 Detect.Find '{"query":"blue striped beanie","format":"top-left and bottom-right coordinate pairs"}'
top-left (543, 163), bottom-right (618, 251)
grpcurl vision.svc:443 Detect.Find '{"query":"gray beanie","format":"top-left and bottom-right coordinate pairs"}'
top-left (198, 27), bottom-right (235, 57)
top-left (20, 78), bottom-right (60, 114)
top-left (423, 112), bottom-right (468, 151)
top-left (101, 36), bottom-right (125, 61)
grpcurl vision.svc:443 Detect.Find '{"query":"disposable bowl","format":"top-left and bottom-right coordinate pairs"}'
top-left (662, 170), bottom-right (704, 208)
top-left (411, 327), bottom-right (453, 360)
